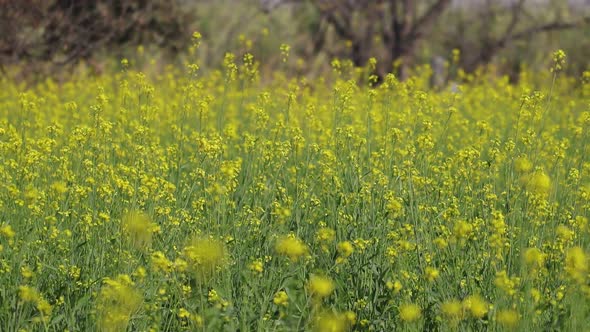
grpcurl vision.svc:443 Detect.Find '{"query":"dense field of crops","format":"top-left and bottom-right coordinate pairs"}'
top-left (1, 50), bottom-right (589, 331)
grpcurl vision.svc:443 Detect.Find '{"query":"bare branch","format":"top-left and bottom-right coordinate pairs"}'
top-left (407, 0), bottom-right (452, 41)
top-left (503, 0), bottom-right (526, 38)
top-left (508, 20), bottom-right (584, 43)
top-left (317, 2), bottom-right (354, 40)
top-left (259, 0), bottom-right (300, 13)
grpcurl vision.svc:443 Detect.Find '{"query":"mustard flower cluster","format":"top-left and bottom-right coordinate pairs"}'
top-left (0, 47), bottom-right (588, 331)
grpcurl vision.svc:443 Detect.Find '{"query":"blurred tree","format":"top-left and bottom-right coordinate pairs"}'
top-left (446, 0), bottom-right (589, 79)
top-left (0, 0), bottom-right (192, 74)
top-left (262, 0), bottom-right (453, 79)
top-left (262, 0), bottom-right (589, 80)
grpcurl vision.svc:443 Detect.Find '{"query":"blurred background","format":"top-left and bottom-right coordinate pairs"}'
top-left (1, 0), bottom-right (589, 83)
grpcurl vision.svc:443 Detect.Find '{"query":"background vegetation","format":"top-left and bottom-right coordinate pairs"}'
top-left (1, 0), bottom-right (589, 81)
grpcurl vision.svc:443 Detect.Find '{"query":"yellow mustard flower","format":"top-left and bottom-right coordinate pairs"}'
top-left (275, 235), bottom-right (308, 261)
top-left (273, 290), bottom-right (289, 307)
top-left (496, 309), bottom-right (519, 328)
top-left (399, 303), bottom-right (421, 322)
top-left (463, 295), bottom-right (488, 319)
top-left (121, 210), bottom-right (158, 250)
top-left (183, 235), bottom-right (227, 279)
top-left (308, 275), bottom-right (335, 299)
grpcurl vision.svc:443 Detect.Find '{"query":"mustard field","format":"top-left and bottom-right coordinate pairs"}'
top-left (1, 50), bottom-right (590, 331)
